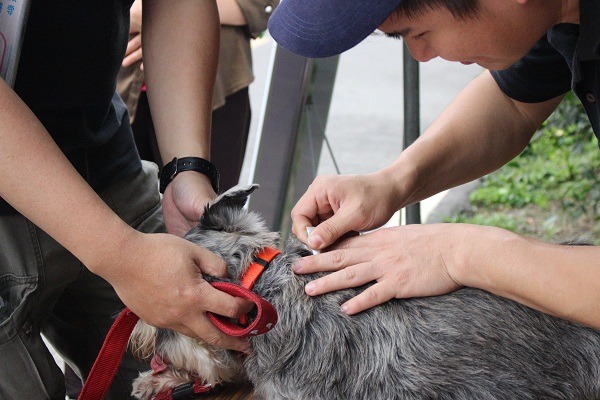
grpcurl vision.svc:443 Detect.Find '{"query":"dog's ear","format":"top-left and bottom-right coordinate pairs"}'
top-left (200, 184), bottom-right (259, 228)
top-left (214, 184), bottom-right (259, 210)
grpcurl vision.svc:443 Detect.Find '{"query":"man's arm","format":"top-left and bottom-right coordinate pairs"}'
top-left (142, 0), bottom-right (218, 163)
top-left (0, 79), bottom-right (129, 259)
top-left (0, 79), bottom-right (250, 350)
top-left (384, 71), bottom-right (564, 209)
top-left (142, 0), bottom-right (221, 236)
top-left (292, 71), bottom-right (563, 247)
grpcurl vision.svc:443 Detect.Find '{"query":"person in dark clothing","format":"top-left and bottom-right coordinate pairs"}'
top-left (0, 1), bottom-right (249, 398)
top-left (270, 0), bottom-right (600, 331)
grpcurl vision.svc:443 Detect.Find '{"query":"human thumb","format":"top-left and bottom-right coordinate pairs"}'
top-left (192, 244), bottom-right (228, 278)
top-left (308, 212), bottom-right (356, 250)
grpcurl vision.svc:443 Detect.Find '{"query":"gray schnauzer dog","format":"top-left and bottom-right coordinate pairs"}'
top-left (130, 184), bottom-right (600, 400)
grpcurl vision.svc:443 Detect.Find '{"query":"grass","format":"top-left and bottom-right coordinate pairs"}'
top-left (447, 93), bottom-right (600, 244)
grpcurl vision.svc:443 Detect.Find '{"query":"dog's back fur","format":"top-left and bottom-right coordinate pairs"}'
top-left (135, 185), bottom-right (600, 400)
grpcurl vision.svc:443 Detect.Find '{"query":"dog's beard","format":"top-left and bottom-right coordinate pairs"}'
top-left (130, 319), bottom-right (246, 398)
top-left (129, 322), bottom-right (156, 361)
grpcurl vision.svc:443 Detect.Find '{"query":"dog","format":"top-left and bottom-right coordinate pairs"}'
top-left (130, 184), bottom-right (600, 399)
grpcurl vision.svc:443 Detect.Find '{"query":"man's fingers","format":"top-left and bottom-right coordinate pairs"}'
top-left (303, 262), bottom-right (374, 297)
top-left (291, 201), bottom-right (320, 245)
top-left (291, 221), bottom-right (310, 244)
top-left (184, 283), bottom-right (255, 352)
top-left (340, 282), bottom-right (395, 315)
top-left (293, 241), bottom-right (366, 274)
top-left (189, 318), bottom-right (250, 352)
top-left (200, 281), bottom-right (254, 318)
top-left (122, 48), bottom-right (142, 67)
top-left (306, 209), bottom-right (362, 249)
top-left (124, 34), bottom-right (142, 57)
top-left (294, 249), bottom-right (351, 274)
top-left (192, 246), bottom-right (228, 277)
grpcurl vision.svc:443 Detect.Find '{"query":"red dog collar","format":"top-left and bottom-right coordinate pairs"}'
top-left (207, 247), bottom-right (281, 338)
top-left (240, 247), bottom-right (281, 290)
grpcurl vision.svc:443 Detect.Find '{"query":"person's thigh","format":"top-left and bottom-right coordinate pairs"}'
top-left (43, 161), bottom-right (165, 399)
top-left (0, 213), bottom-right (75, 399)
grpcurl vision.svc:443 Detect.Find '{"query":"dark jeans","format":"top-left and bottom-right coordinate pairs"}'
top-left (0, 162), bottom-right (163, 399)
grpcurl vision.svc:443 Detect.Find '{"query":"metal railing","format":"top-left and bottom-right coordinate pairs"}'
top-left (247, 43), bottom-right (421, 235)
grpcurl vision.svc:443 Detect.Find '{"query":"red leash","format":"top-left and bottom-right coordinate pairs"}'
top-left (78, 308), bottom-right (140, 400)
top-left (78, 248), bottom-right (280, 400)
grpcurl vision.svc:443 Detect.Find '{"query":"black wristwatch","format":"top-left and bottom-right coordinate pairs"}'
top-left (159, 157), bottom-right (220, 194)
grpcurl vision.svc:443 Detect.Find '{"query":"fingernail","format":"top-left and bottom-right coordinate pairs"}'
top-left (241, 344), bottom-right (252, 355)
top-left (308, 234), bottom-right (323, 249)
top-left (340, 303), bottom-right (349, 314)
top-left (292, 261), bottom-right (302, 273)
top-left (305, 282), bottom-right (316, 295)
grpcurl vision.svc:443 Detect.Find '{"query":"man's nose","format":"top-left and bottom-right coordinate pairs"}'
top-left (406, 41), bottom-right (437, 62)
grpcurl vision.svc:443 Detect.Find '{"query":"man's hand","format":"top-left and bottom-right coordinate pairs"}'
top-left (292, 223), bottom-right (464, 315)
top-left (291, 173), bottom-right (401, 250)
top-left (123, 0), bottom-right (143, 67)
top-left (162, 171), bottom-right (216, 237)
top-left (101, 229), bottom-right (253, 351)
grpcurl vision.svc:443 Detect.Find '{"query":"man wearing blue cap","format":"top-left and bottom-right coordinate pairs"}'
top-left (271, 0), bottom-right (600, 330)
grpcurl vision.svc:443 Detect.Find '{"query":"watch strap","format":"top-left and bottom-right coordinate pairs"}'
top-left (159, 157), bottom-right (220, 194)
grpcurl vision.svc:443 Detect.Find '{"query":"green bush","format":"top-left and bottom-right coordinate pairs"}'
top-left (449, 92), bottom-right (600, 243)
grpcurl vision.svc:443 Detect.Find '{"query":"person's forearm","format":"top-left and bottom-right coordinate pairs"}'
top-left (451, 225), bottom-right (600, 329)
top-left (142, 0), bottom-right (220, 162)
top-left (217, 0), bottom-right (247, 26)
top-left (380, 71), bottom-right (563, 208)
top-left (0, 81), bottom-right (134, 274)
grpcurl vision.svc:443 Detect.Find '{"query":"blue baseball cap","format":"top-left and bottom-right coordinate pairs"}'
top-left (268, 0), bottom-right (402, 58)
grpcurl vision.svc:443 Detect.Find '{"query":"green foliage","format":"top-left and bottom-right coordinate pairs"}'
top-left (448, 211), bottom-right (517, 232)
top-left (449, 93), bottom-right (600, 243)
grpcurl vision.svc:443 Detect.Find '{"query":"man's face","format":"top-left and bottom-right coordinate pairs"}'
top-left (378, 3), bottom-right (552, 70)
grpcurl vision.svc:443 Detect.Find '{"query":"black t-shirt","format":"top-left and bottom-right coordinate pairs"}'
top-left (491, 0), bottom-right (600, 140)
top-left (2, 0), bottom-right (142, 214)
